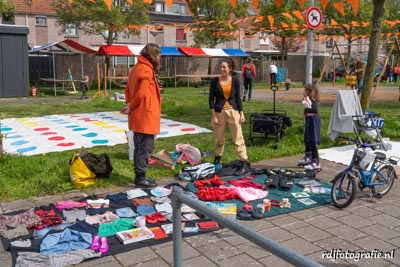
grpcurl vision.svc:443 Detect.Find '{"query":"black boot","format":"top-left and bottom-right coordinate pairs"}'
top-left (213, 156), bottom-right (221, 165)
top-left (233, 160), bottom-right (250, 176)
top-left (134, 172), bottom-right (157, 188)
top-left (242, 96), bottom-right (246, 102)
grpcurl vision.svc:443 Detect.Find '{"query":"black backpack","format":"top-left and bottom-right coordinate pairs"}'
top-left (245, 67), bottom-right (253, 79)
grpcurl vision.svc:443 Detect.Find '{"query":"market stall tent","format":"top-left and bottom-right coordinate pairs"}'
top-left (29, 39), bottom-right (96, 96)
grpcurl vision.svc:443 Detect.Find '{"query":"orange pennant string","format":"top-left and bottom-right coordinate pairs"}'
top-left (252, 0), bottom-right (259, 8)
top-left (230, 0), bottom-right (236, 7)
top-left (291, 10), bottom-right (304, 20)
top-left (268, 15), bottom-right (275, 30)
top-left (274, 0), bottom-right (282, 10)
top-left (297, 0), bottom-right (305, 8)
top-left (320, 0), bottom-right (329, 9)
top-left (333, 2), bottom-right (345, 16)
top-left (281, 13), bottom-right (293, 20)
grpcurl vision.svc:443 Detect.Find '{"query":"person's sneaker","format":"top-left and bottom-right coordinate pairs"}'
top-left (304, 161), bottom-right (321, 171)
top-left (298, 156), bottom-right (312, 166)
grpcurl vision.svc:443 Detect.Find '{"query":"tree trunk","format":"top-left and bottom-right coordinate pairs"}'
top-left (361, 0), bottom-right (385, 111)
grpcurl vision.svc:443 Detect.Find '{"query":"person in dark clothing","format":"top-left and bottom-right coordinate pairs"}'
top-left (209, 57), bottom-right (250, 176)
top-left (241, 57), bottom-right (256, 102)
top-left (80, 75), bottom-right (89, 99)
top-left (298, 84), bottom-right (321, 170)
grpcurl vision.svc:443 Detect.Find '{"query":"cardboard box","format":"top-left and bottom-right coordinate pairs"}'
top-left (148, 150), bottom-right (175, 170)
top-left (206, 202), bottom-right (237, 220)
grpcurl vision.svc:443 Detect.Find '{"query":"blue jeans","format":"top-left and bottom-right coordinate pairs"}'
top-left (243, 78), bottom-right (253, 99)
top-left (356, 77), bottom-right (364, 94)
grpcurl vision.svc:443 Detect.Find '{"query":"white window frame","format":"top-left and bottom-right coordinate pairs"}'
top-left (35, 16), bottom-right (47, 26)
top-left (65, 24), bottom-right (78, 37)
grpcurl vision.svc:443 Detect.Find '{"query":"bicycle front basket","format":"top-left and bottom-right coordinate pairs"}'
top-left (352, 148), bottom-right (376, 170)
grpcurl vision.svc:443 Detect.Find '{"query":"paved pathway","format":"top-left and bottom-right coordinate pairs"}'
top-left (1, 155), bottom-right (399, 267)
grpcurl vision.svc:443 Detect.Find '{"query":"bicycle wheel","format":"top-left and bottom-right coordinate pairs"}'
top-left (331, 171), bottom-right (357, 208)
top-left (371, 165), bottom-right (396, 198)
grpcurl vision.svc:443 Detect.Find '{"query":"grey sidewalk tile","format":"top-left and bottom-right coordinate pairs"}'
top-left (239, 218), bottom-right (274, 231)
top-left (313, 205), bottom-right (351, 218)
top-left (349, 205), bottom-right (382, 218)
top-left (359, 224), bottom-right (400, 240)
top-left (75, 255), bottom-right (122, 267)
top-left (306, 250), bottom-right (354, 266)
top-left (387, 236), bottom-right (400, 247)
top-left (335, 214), bottom-right (375, 228)
top-left (289, 208), bottom-right (319, 220)
top-left (1, 199), bottom-right (37, 213)
top-left (132, 258), bottom-right (170, 267)
top-left (304, 215), bottom-right (342, 229)
top-left (375, 204), bottom-right (400, 217)
top-left (196, 240), bottom-right (241, 262)
top-left (218, 230), bottom-right (249, 246)
top-left (183, 232), bottom-right (222, 248)
top-left (269, 214), bottom-right (309, 229)
top-left (0, 205), bottom-right (4, 214)
top-left (150, 239), bottom-right (173, 250)
top-left (182, 255), bottom-right (217, 267)
top-left (281, 237), bottom-right (320, 255)
top-left (352, 236), bottom-right (397, 254)
top-left (314, 236), bottom-right (361, 252)
top-left (216, 253), bottom-right (265, 267)
top-left (153, 242), bottom-right (200, 265)
top-left (114, 247), bottom-right (159, 266)
top-left (0, 251), bottom-right (12, 267)
top-left (345, 257), bottom-right (393, 267)
top-left (289, 225), bottom-right (332, 242)
top-left (237, 242), bottom-right (272, 259)
top-left (325, 225), bottom-right (368, 242)
top-left (257, 254), bottom-right (295, 267)
top-left (259, 227), bottom-right (296, 243)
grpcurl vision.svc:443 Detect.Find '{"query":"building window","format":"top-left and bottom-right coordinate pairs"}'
top-left (2, 13), bottom-right (15, 25)
top-left (326, 38), bottom-right (334, 47)
top-left (176, 28), bottom-right (186, 41)
top-left (35, 16), bottom-right (47, 26)
top-left (65, 24), bottom-right (77, 37)
top-left (155, 2), bottom-right (186, 15)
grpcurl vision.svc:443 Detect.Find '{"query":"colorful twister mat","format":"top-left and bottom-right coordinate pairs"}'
top-left (1, 112), bottom-right (212, 156)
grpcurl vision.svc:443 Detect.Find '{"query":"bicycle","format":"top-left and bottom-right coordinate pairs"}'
top-left (331, 135), bottom-right (399, 209)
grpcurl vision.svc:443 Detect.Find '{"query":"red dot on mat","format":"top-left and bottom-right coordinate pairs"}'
top-left (48, 136), bottom-right (65, 141)
top-left (34, 127), bottom-right (50, 131)
top-left (57, 143), bottom-right (75, 147)
top-left (168, 124), bottom-right (181, 127)
top-left (181, 128), bottom-right (195, 132)
top-left (41, 132), bottom-right (57, 135)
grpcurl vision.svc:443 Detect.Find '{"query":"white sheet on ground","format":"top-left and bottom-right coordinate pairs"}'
top-left (2, 111), bottom-right (211, 156)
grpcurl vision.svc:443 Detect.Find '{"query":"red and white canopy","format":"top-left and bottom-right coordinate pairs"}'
top-left (97, 44), bottom-right (145, 56)
top-left (29, 39), bottom-right (96, 54)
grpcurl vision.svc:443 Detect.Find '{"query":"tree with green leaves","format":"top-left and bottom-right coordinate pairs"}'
top-left (0, 0), bottom-right (15, 22)
top-left (186, 0), bottom-right (248, 48)
top-left (53, 0), bottom-right (150, 46)
top-left (257, 1), bottom-right (306, 67)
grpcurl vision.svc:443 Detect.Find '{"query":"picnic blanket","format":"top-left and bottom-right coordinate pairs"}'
top-left (1, 112), bottom-right (211, 156)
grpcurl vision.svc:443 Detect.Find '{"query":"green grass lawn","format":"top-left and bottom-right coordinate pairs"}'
top-left (0, 84), bottom-right (399, 201)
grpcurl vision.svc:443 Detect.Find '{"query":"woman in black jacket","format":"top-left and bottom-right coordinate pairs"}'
top-left (209, 58), bottom-right (249, 176)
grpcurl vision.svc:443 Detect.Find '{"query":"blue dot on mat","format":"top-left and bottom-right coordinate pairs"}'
top-left (7, 135), bottom-right (22, 139)
top-left (83, 132), bottom-right (98, 137)
top-left (92, 140), bottom-right (109, 144)
top-left (11, 140), bottom-right (30, 146)
top-left (66, 125), bottom-right (79, 128)
top-left (16, 146), bottom-right (37, 153)
top-left (72, 128), bottom-right (88, 131)
top-left (159, 131), bottom-right (169, 135)
top-left (1, 127), bottom-right (12, 131)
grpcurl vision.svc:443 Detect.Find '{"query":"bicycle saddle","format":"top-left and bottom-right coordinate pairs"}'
top-left (374, 152), bottom-right (386, 161)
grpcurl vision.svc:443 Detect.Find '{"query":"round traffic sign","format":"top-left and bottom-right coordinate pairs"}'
top-left (306, 7), bottom-right (322, 29)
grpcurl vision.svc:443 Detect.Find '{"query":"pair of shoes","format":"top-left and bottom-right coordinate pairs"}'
top-left (233, 160), bottom-right (250, 176)
top-left (145, 212), bottom-right (167, 224)
top-left (304, 160), bottom-right (321, 171)
top-left (135, 172), bottom-right (157, 188)
top-left (298, 153), bottom-right (312, 166)
top-left (91, 235), bottom-right (108, 253)
top-left (237, 207), bottom-right (264, 220)
top-left (213, 156), bottom-right (221, 165)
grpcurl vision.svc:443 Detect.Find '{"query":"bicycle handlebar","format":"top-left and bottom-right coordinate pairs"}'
top-left (337, 135), bottom-right (377, 150)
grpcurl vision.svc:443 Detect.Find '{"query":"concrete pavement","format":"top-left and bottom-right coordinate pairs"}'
top-left (1, 155), bottom-right (399, 267)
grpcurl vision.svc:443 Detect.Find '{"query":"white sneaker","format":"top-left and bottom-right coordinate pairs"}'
top-left (298, 156), bottom-right (312, 166)
top-left (304, 161), bottom-right (321, 171)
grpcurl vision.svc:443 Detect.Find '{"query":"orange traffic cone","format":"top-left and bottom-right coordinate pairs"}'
top-left (32, 86), bottom-right (37, 97)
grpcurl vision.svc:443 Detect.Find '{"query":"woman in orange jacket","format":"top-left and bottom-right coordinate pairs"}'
top-left (123, 43), bottom-right (161, 188)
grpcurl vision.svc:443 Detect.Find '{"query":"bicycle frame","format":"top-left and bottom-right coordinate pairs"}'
top-left (339, 160), bottom-right (388, 189)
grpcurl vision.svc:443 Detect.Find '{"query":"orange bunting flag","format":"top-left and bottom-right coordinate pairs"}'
top-left (330, 19), bottom-right (338, 26)
top-left (254, 16), bottom-right (264, 23)
top-left (320, 0), bottom-right (329, 9)
top-left (104, 0), bottom-right (112, 10)
top-left (165, 0), bottom-right (173, 9)
top-left (281, 22), bottom-right (289, 28)
top-left (282, 13), bottom-right (293, 20)
top-left (268, 15), bottom-right (275, 30)
top-left (274, 0), bottom-right (282, 10)
top-left (143, 0), bottom-right (152, 3)
top-left (126, 0), bottom-right (132, 5)
top-left (230, 0), bottom-right (236, 7)
top-left (252, 0), bottom-right (260, 8)
top-left (333, 2), bottom-right (345, 16)
top-left (347, 0), bottom-right (359, 16)
top-left (297, 0), bottom-right (305, 7)
top-left (351, 21), bottom-right (359, 27)
top-left (291, 10), bottom-right (303, 20)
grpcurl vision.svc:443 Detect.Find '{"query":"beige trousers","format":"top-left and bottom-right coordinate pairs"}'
top-left (212, 107), bottom-right (248, 161)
